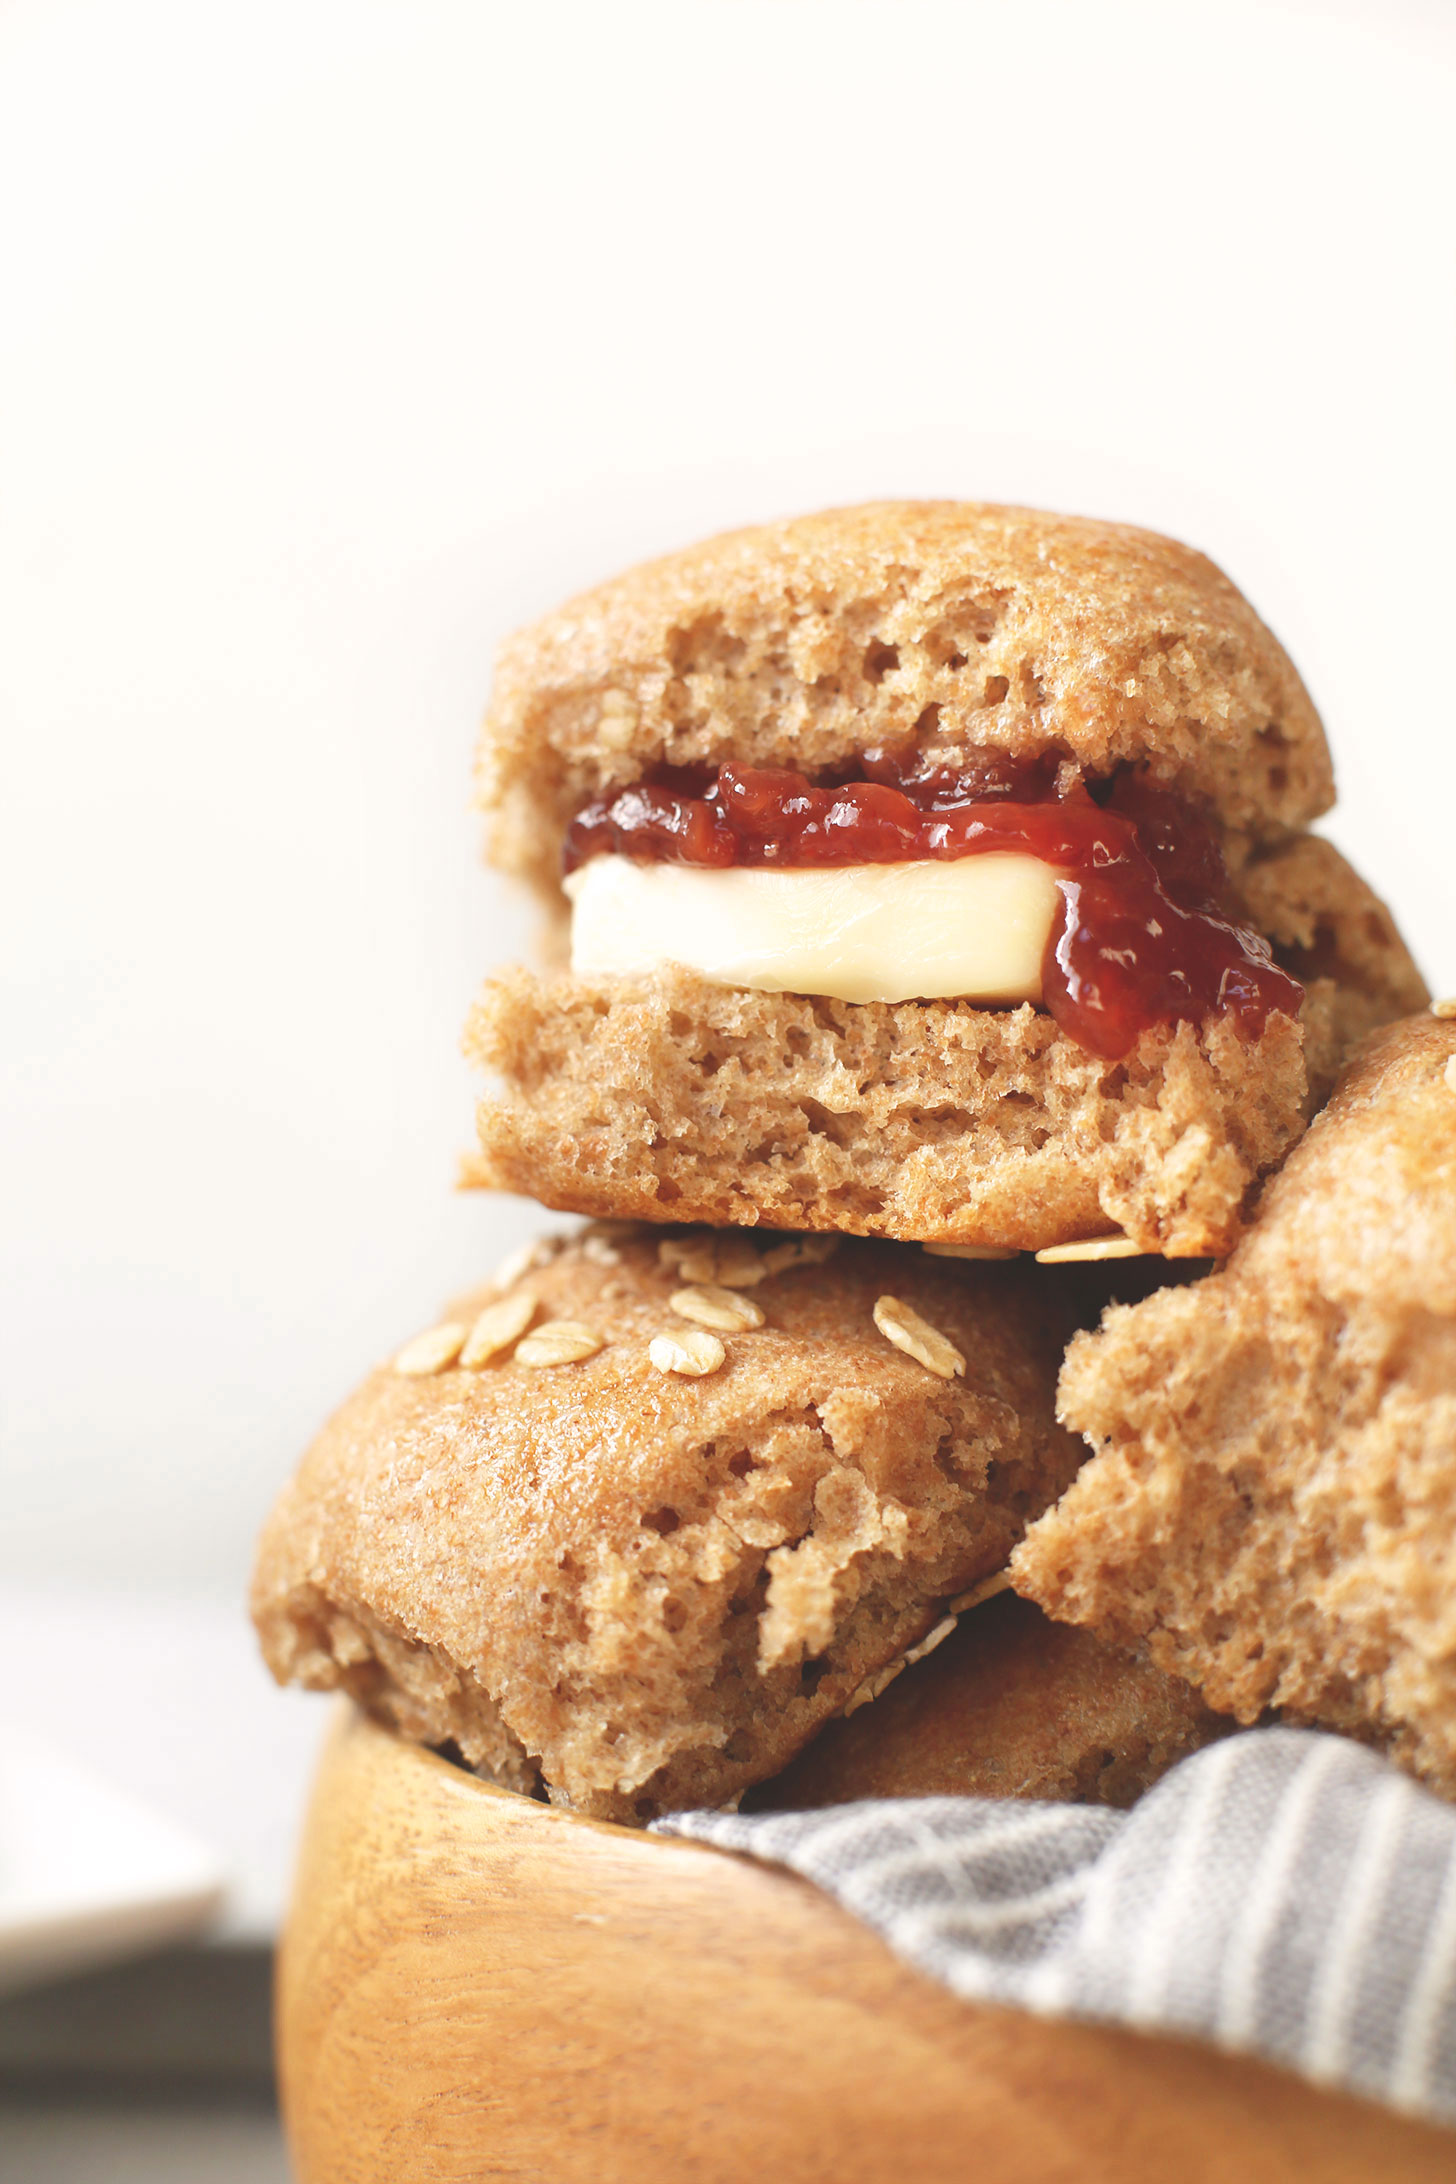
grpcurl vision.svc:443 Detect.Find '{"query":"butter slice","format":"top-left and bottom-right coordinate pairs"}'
top-left (564, 854), bottom-right (1064, 1006)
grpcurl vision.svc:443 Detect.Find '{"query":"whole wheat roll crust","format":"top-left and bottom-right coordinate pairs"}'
top-left (252, 1229), bottom-right (1086, 1823)
top-left (1012, 1012), bottom-right (1456, 1800)
top-left (752, 1590), bottom-right (1229, 1813)
top-left (1238, 833), bottom-right (1429, 1103)
top-left (478, 501), bottom-right (1333, 892)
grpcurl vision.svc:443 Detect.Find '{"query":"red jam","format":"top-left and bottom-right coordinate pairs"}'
top-left (563, 752), bottom-right (1303, 1059)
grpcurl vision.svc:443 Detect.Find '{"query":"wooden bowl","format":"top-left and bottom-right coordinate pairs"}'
top-left (277, 1706), bottom-right (1453, 2183)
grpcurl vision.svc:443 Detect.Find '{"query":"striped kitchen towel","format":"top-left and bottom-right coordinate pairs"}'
top-left (656, 1727), bottom-right (1456, 2128)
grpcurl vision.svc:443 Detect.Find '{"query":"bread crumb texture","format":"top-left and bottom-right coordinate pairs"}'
top-left (469, 971), bottom-right (1302, 1257)
top-left (753, 1590), bottom-right (1228, 1811)
top-left (477, 501), bottom-right (1333, 893)
top-left (251, 1230), bottom-right (1086, 1822)
top-left (1012, 1014), bottom-right (1456, 1799)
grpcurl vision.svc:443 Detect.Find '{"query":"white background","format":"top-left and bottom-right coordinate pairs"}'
top-left (4, 0), bottom-right (1454, 1618)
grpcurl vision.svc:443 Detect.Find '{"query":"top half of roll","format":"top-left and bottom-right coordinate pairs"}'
top-left (479, 500), bottom-right (1332, 894)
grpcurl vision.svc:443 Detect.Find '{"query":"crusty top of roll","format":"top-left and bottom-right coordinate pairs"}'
top-left (478, 501), bottom-right (1334, 892)
top-left (252, 1224), bottom-right (1085, 1820)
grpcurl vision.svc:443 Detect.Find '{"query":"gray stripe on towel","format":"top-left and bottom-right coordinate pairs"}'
top-left (656, 1727), bottom-right (1456, 2128)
